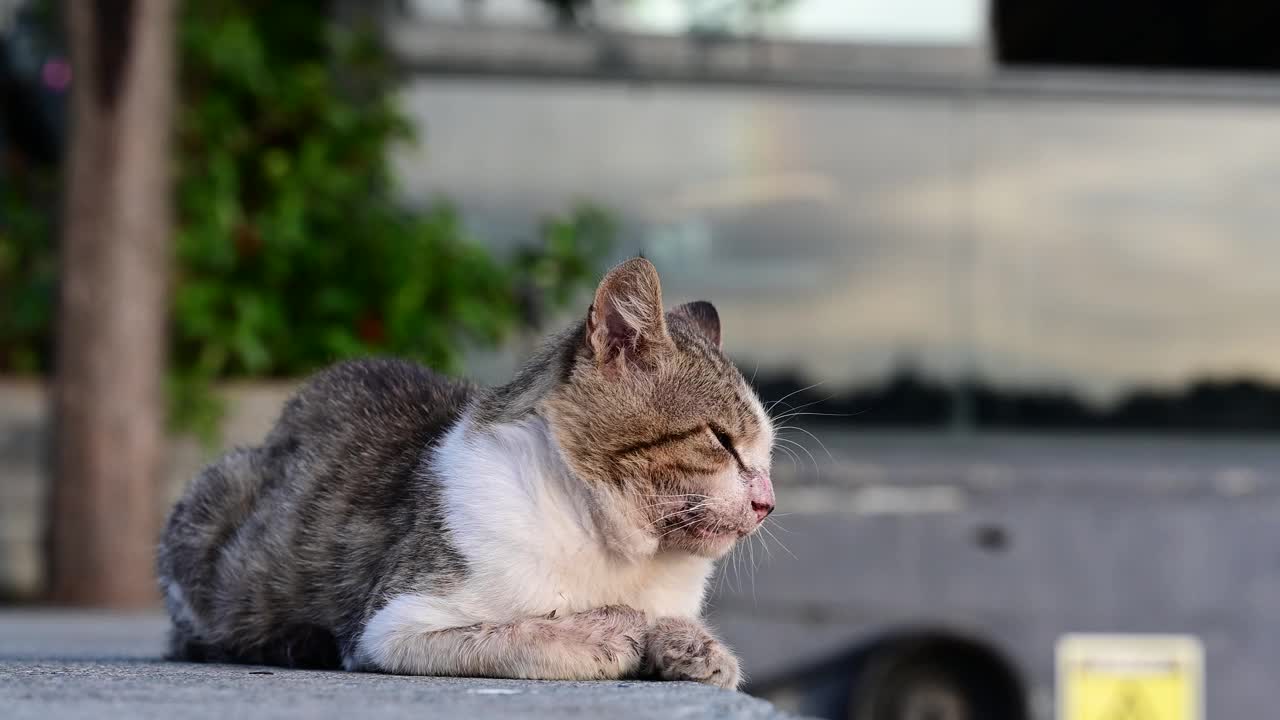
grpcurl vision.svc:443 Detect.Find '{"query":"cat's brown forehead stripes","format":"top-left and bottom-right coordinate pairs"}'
top-left (666, 321), bottom-right (764, 442)
top-left (615, 425), bottom-right (706, 457)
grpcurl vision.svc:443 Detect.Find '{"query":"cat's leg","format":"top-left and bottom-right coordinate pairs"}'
top-left (353, 604), bottom-right (648, 680)
top-left (645, 616), bottom-right (741, 689)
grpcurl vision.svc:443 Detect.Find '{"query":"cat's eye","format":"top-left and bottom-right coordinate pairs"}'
top-left (709, 425), bottom-right (740, 461)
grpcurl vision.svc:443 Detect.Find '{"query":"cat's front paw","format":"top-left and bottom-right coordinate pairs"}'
top-left (579, 605), bottom-right (649, 671)
top-left (645, 617), bottom-right (741, 689)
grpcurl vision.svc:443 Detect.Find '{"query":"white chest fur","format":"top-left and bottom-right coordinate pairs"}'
top-left (366, 412), bottom-right (713, 636)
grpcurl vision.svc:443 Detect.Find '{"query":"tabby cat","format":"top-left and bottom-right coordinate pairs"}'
top-left (157, 258), bottom-right (776, 688)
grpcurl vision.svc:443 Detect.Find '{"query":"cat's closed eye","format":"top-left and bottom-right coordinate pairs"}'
top-left (709, 425), bottom-right (742, 466)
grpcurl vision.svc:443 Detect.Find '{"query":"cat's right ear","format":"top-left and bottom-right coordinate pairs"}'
top-left (586, 258), bottom-right (670, 372)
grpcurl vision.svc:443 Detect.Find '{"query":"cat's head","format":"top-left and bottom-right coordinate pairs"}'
top-left (545, 258), bottom-right (775, 560)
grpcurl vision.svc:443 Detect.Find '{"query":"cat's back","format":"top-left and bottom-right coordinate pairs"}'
top-left (272, 358), bottom-right (475, 460)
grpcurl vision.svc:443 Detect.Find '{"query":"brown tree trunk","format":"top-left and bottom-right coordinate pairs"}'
top-left (47, 0), bottom-right (175, 608)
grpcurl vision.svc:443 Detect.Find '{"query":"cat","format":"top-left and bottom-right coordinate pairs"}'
top-left (156, 257), bottom-right (776, 689)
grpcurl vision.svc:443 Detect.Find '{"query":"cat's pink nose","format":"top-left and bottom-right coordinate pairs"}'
top-left (747, 470), bottom-right (775, 524)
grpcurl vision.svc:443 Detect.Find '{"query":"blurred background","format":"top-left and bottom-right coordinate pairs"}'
top-left (3, 1), bottom-right (1280, 718)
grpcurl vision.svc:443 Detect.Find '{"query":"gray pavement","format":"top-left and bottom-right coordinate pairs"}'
top-left (0, 610), bottom-right (802, 720)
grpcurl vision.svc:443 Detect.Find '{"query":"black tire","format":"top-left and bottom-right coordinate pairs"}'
top-left (847, 639), bottom-right (1025, 720)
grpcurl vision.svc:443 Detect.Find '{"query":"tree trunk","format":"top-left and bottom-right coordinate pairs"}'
top-left (47, 0), bottom-right (174, 607)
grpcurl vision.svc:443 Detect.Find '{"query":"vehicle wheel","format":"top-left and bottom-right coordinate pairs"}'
top-left (847, 638), bottom-right (1023, 720)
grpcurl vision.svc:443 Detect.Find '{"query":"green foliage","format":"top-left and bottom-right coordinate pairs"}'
top-left (0, 172), bottom-right (57, 374)
top-left (0, 1), bottom-right (611, 441)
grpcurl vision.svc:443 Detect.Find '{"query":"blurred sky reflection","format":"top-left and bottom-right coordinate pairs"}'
top-left (407, 0), bottom-right (986, 43)
top-left (395, 78), bottom-right (1280, 401)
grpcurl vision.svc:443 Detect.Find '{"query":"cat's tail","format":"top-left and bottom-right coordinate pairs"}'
top-left (156, 446), bottom-right (266, 660)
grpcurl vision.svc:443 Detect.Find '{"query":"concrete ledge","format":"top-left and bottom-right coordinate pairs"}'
top-left (0, 611), bottom-right (805, 720)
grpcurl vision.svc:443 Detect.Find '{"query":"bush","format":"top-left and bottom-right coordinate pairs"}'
top-left (0, 1), bottom-right (612, 440)
top-left (0, 170), bottom-right (57, 375)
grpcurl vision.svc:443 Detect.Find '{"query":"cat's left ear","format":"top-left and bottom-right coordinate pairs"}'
top-left (671, 301), bottom-right (721, 348)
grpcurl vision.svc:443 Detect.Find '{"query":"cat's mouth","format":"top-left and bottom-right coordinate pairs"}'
top-left (691, 520), bottom-right (757, 538)
top-left (656, 501), bottom-right (755, 553)
top-left (680, 521), bottom-right (751, 558)
top-left (689, 525), bottom-right (746, 540)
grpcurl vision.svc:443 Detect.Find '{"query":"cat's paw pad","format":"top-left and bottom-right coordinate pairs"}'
top-left (646, 618), bottom-right (741, 689)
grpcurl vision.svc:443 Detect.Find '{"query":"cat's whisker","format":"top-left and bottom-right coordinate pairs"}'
top-left (768, 394), bottom-right (833, 421)
top-left (617, 501), bottom-right (716, 543)
top-left (714, 553), bottom-right (729, 595)
top-left (652, 513), bottom-right (715, 540)
top-left (652, 522), bottom-right (699, 542)
top-left (757, 527), bottom-right (778, 561)
top-left (722, 542), bottom-right (734, 593)
top-left (637, 507), bottom-right (711, 535)
top-left (753, 531), bottom-right (774, 564)
top-left (758, 528), bottom-right (770, 556)
top-left (774, 424), bottom-right (835, 466)
top-left (772, 443), bottom-right (801, 467)
top-left (634, 501), bottom-right (682, 511)
top-left (760, 521), bottom-right (796, 559)
top-left (770, 411), bottom-right (854, 423)
top-left (773, 424), bottom-right (834, 460)
top-left (633, 497), bottom-right (710, 513)
top-left (635, 492), bottom-right (711, 499)
top-left (737, 535), bottom-right (747, 591)
top-left (642, 505), bottom-right (701, 524)
top-left (634, 496), bottom-right (725, 519)
top-left (662, 516), bottom-right (705, 534)
top-left (764, 381), bottom-right (824, 415)
top-left (775, 436), bottom-right (819, 471)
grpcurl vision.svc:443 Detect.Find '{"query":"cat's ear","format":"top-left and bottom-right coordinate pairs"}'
top-left (587, 258), bottom-right (670, 370)
top-left (670, 301), bottom-right (721, 348)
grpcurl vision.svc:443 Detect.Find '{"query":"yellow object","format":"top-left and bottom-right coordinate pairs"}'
top-left (1057, 634), bottom-right (1203, 720)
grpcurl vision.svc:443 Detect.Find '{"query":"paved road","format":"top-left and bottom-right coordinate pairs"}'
top-left (0, 611), bottom-right (802, 720)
